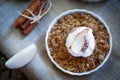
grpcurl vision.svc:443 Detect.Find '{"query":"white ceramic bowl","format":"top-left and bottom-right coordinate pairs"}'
top-left (45, 9), bottom-right (112, 76)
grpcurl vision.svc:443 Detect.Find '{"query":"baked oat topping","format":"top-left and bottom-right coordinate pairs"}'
top-left (48, 12), bottom-right (110, 73)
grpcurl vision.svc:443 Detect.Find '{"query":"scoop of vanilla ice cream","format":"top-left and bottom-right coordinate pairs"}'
top-left (66, 27), bottom-right (95, 57)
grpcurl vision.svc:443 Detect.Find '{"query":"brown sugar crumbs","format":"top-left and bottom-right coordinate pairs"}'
top-left (48, 12), bottom-right (110, 73)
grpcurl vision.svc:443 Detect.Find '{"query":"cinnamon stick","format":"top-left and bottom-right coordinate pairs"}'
top-left (20, 19), bottom-right (31, 30)
top-left (13, 0), bottom-right (41, 28)
top-left (20, 0), bottom-right (47, 30)
top-left (23, 8), bottom-right (47, 35)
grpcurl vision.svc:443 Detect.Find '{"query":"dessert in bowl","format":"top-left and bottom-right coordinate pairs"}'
top-left (45, 9), bottom-right (112, 75)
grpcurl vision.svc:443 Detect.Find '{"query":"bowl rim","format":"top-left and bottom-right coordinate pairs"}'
top-left (45, 9), bottom-right (112, 76)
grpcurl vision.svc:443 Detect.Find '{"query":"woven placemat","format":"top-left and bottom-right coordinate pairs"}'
top-left (0, 0), bottom-right (120, 80)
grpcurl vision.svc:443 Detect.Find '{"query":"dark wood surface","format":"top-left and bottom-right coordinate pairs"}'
top-left (0, 52), bottom-right (28, 80)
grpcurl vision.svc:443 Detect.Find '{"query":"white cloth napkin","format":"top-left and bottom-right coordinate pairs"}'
top-left (0, 0), bottom-right (120, 80)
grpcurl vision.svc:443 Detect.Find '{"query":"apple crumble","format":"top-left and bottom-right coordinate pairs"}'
top-left (48, 12), bottom-right (110, 73)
